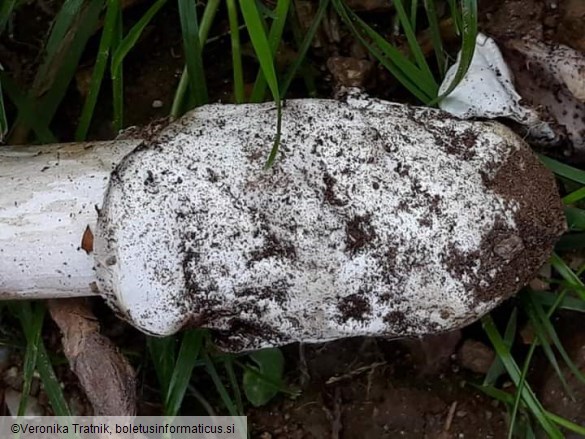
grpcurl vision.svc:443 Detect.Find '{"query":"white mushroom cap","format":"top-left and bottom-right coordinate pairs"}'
top-left (94, 97), bottom-right (565, 351)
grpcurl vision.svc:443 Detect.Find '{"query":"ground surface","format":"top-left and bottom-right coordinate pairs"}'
top-left (1, 0), bottom-right (585, 438)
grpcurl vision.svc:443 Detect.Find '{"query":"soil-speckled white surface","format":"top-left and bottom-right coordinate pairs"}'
top-left (94, 95), bottom-right (565, 351)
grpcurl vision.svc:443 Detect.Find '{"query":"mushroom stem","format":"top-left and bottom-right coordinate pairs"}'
top-left (0, 140), bottom-right (141, 299)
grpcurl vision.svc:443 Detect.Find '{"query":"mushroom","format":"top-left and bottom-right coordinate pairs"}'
top-left (0, 95), bottom-right (566, 352)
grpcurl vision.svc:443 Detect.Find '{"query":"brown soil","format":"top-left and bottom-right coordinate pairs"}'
top-left (1, 0), bottom-right (583, 437)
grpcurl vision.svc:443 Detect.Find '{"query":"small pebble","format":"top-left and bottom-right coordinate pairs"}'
top-left (152, 100), bottom-right (163, 109)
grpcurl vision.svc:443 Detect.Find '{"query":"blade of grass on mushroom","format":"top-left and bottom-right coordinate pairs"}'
top-left (170, 0), bottom-right (219, 118)
top-left (482, 314), bottom-right (563, 438)
top-left (227, 0), bottom-right (245, 104)
top-left (164, 329), bottom-right (205, 416)
top-left (281, 0), bottom-right (329, 98)
top-left (238, 0), bottom-right (282, 167)
top-left (76, 0), bottom-right (121, 141)
top-left (111, 0), bottom-right (167, 131)
top-left (249, 0), bottom-right (291, 103)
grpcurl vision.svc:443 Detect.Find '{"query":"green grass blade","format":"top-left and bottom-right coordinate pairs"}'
top-left (165, 329), bottom-right (205, 416)
top-left (434, 0), bottom-right (477, 103)
top-left (393, 0), bottom-right (436, 84)
top-left (550, 253), bottom-right (585, 301)
top-left (332, 0), bottom-right (435, 103)
top-left (0, 0), bottom-right (18, 35)
top-left (521, 296), bottom-right (573, 398)
top-left (562, 186), bottom-right (585, 205)
top-left (249, 0), bottom-right (291, 103)
top-left (564, 207), bottom-right (585, 231)
top-left (224, 357), bottom-right (244, 415)
top-left (75, 0), bottom-right (120, 141)
top-left (203, 353), bottom-right (240, 417)
top-left (475, 383), bottom-right (585, 436)
top-left (13, 303), bottom-right (43, 416)
top-left (238, 0), bottom-right (280, 104)
top-left (111, 3), bottom-right (123, 132)
top-left (239, 0), bottom-right (282, 165)
top-left (547, 412), bottom-right (585, 436)
top-left (409, 0), bottom-right (419, 29)
top-left (484, 307), bottom-right (517, 386)
top-left (281, 0), bottom-right (329, 97)
top-left (111, 0), bottom-right (167, 129)
top-left (447, 0), bottom-right (462, 33)
top-left (423, 0), bottom-right (446, 75)
top-left (36, 0), bottom-right (103, 125)
top-left (148, 335), bottom-right (178, 398)
top-left (482, 314), bottom-right (563, 438)
top-left (227, 0), bottom-right (244, 103)
top-left (43, 0), bottom-right (85, 61)
top-left (0, 73), bottom-right (8, 142)
top-left (530, 290), bottom-right (585, 313)
top-left (10, 0), bottom-right (103, 143)
top-left (171, 0), bottom-right (219, 117)
top-left (111, 0), bottom-right (167, 74)
top-left (540, 155), bottom-right (585, 185)
top-left (528, 293), bottom-right (585, 386)
top-left (263, 101), bottom-right (282, 169)
top-left (35, 342), bottom-right (71, 416)
top-left (178, 0), bottom-right (208, 109)
top-left (0, 72), bottom-right (57, 143)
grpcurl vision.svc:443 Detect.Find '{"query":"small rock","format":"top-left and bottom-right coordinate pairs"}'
top-left (326, 56), bottom-right (374, 89)
top-left (457, 340), bottom-right (495, 374)
top-left (152, 100), bottom-right (163, 109)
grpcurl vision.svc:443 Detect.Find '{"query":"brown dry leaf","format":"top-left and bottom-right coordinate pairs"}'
top-left (81, 225), bottom-right (93, 254)
top-left (48, 299), bottom-right (136, 416)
